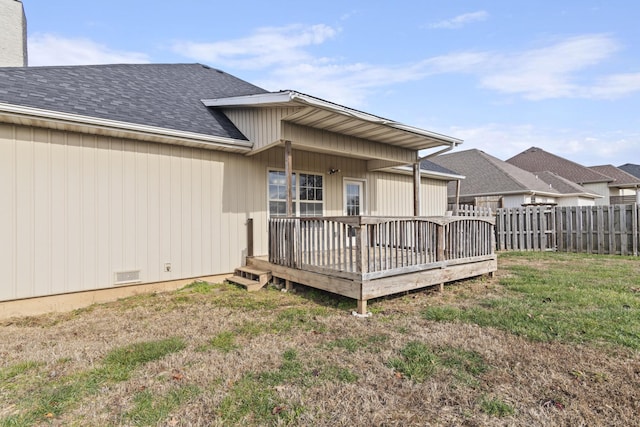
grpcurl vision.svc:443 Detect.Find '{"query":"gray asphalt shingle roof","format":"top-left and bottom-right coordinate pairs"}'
top-left (420, 159), bottom-right (459, 176)
top-left (589, 164), bottom-right (640, 187)
top-left (619, 163), bottom-right (640, 179)
top-left (506, 146), bottom-right (612, 184)
top-left (430, 149), bottom-right (560, 197)
top-left (0, 63), bottom-right (268, 139)
top-left (535, 171), bottom-right (599, 196)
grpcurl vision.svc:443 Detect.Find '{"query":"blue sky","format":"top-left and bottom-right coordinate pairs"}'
top-left (23, 0), bottom-right (640, 166)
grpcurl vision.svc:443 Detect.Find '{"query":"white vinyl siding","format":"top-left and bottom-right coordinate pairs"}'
top-left (583, 182), bottom-right (610, 205)
top-left (0, 123), bottom-right (265, 301)
top-left (224, 107), bottom-right (417, 165)
top-left (1, 123), bottom-right (451, 302)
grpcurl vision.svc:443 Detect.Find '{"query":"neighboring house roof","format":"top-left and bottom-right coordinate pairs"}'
top-left (0, 63), bottom-right (266, 140)
top-left (588, 164), bottom-right (640, 188)
top-left (619, 163), bottom-right (640, 179)
top-left (429, 149), bottom-right (560, 198)
top-left (506, 146), bottom-right (612, 185)
top-left (535, 171), bottom-right (601, 198)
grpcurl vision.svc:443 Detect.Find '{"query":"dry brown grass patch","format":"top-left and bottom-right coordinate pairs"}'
top-left (1, 264), bottom-right (639, 426)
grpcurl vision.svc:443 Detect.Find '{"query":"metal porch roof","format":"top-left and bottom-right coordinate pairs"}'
top-left (202, 91), bottom-right (462, 151)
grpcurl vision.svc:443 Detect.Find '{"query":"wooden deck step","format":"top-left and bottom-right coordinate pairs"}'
top-left (226, 275), bottom-right (264, 292)
top-left (227, 266), bottom-right (272, 291)
top-left (234, 266), bottom-right (271, 287)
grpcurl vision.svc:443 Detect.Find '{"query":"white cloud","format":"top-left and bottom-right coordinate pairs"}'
top-left (28, 33), bottom-right (150, 66)
top-left (587, 72), bottom-right (640, 99)
top-left (479, 35), bottom-right (620, 100)
top-left (427, 11), bottom-right (489, 29)
top-left (172, 26), bottom-right (640, 106)
top-left (171, 24), bottom-right (338, 69)
top-left (447, 123), bottom-right (640, 166)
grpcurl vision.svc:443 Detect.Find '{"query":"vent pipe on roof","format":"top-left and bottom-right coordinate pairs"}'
top-left (0, 0), bottom-right (28, 67)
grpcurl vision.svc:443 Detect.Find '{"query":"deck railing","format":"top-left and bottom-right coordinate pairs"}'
top-left (268, 216), bottom-right (496, 280)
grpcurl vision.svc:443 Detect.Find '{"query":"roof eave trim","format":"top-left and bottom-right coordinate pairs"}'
top-left (459, 189), bottom-right (561, 198)
top-left (202, 90), bottom-right (463, 147)
top-left (0, 102), bottom-right (253, 151)
top-left (392, 165), bottom-right (465, 180)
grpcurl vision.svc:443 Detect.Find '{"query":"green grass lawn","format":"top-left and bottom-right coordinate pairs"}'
top-left (423, 251), bottom-right (640, 350)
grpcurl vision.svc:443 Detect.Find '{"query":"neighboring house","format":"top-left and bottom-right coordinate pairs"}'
top-left (588, 165), bottom-right (640, 204)
top-left (427, 149), bottom-right (601, 209)
top-left (619, 163), bottom-right (640, 179)
top-left (507, 147), bottom-right (614, 205)
top-left (533, 171), bottom-right (602, 206)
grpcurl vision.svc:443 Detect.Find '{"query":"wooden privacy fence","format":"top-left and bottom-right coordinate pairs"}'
top-left (269, 216), bottom-right (496, 280)
top-left (496, 204), bottom-right (640, 256)
top-left (448, 204), bottom-right (493, 217)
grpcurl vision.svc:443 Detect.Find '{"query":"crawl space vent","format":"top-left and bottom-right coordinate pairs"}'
top-left (114, 270), bottom-right (141, 285)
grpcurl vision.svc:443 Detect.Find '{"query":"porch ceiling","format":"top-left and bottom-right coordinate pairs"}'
top-left (202, 90), bottom-right (462, 152)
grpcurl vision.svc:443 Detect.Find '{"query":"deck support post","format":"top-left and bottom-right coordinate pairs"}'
top-left (357, 299), bottom-right (367, 315)
top-left (413, 162), bottom-right (421, 217)
top-left (247, 218), bottom-right (253, 257)
top-left (438, 283), bottom-right (444, 292)
top-left (284, 140), bottom-right (293, 217)
top-left (285, 279), bottom-right (292, 291)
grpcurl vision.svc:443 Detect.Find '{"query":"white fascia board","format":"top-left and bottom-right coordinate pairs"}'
top-left (0, 102), bottom-right (253, 151)
top-left (460, 189), bottom-right (561, 198)
top-left (558, 192), bottom-right (603, 199)
top-left (202, 91), bottom-right (294, 107)
top-left (202, 90), bottom-right (463, 146)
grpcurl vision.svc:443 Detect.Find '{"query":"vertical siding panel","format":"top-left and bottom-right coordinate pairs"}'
top-left (15, 126), bottom-right (35, 298)
top-left (201, 151), bottom-right (213, 274)
top-left (146, 143), bottom-right (160, 282)
top-left (81, 135), bottom-right (98, 290)
top-left (110, 138), bottom-right (124, 275)
top-left (121, 140), bottom-right (137, 272)
top-left (0, 124), bottom-right (16, 300)
top-left (66, 132), bottom-right (82, 292)
top-left (158, 144), bottom-right (172, 281)
top-left (135, 141), bottom-right (149, 281)
top-left (33, 129), bottom-right (52, 296)
top-left (211, 152), bottom-right (223, 272)
top-left (95, 136), bottom-right (111, 286)
top-left (191, 149), bottom-right (203, 275)
top-left (181, 148), bottom-right (193, 276)
top-left (170, 146), bottom-right (183, 278)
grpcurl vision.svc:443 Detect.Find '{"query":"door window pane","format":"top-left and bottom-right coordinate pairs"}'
top-left (346, 182), bottom-right (361, 216)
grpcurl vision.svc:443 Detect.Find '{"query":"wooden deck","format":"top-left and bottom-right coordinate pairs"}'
top-left (252, 216), bottom-right (497, 314)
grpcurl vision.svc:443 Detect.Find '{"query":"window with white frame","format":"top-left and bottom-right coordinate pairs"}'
top-left (268, 170), bottom-right (323, 217)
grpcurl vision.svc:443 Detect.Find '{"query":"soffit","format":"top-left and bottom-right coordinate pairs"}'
top-left (202, 91), bottom-right (461, 151)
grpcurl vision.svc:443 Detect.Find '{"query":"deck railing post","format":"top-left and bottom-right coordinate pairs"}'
top-left (355, 220), bottom-right (365, 273)
top-left (436, 222), bottom-right (446, 262)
